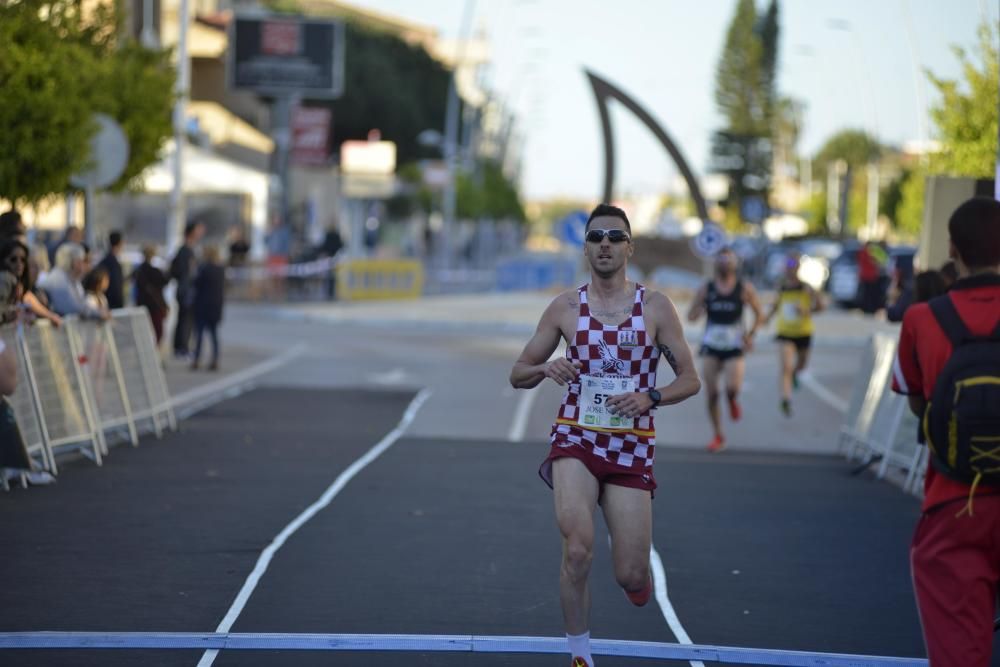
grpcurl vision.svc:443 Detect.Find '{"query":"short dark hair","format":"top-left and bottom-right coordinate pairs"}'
top-left (108, 231), bottom-right (123, 247)
top-left (949, 196), bottom-right (1000, 269)
top-left (0, 210), bottom-right (23, 238)
top-left (586, 203), bottom-right (631, 235)
top-left (184, 220), bottom-right (202, 239)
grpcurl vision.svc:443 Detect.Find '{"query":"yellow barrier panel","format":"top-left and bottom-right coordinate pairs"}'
top-left (335, 259), bottom-right (424, 301)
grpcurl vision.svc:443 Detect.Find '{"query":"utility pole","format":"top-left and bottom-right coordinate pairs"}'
top-left (440, 0), bottom-right (477, 270)
top-left (167, 0), bottom-right (190, 256)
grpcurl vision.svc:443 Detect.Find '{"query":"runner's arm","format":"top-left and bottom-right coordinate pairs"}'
top-left (509, 295), bottom-right (580, 389)
top-left (686, 284), bottom-right (707, 322)
top-left (763, 294), bottom-right (780, 324)
top-left (809, 285), bottom-right (825, 313)
top-left (742, 282), bottom-right (765, 342)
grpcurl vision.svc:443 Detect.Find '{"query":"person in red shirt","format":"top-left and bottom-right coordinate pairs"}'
top-left (892, 196), bottom-right (1000, 667)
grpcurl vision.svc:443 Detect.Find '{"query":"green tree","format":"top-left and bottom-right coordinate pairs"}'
top-left (812, 129), bottom-right (881, 181)
top-left (758, 0), bottom-right (780, 127)
top-left (715, 0), bottom-right (766, 135)
top-left (896, 169), bottom-right (925, 238)
top-left (711, 0), bottom-right (781, 207)
top-left (0, 0), bottom-right (175, 205)
top-left (926, 21), bottom-right (999, 178)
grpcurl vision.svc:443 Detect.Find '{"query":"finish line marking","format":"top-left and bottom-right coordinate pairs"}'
top-left (0, 632), bottom-right (926, 666)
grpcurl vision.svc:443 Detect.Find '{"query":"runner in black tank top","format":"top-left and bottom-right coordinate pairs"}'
top-left (687, 248), bottom-right (764, 452)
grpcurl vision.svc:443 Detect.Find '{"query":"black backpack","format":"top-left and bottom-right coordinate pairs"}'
top-left (924, 295), bottom-right (1000, 488)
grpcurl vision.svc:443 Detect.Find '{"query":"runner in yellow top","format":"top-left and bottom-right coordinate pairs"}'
top-left (765, 253), bottom-right (824, 416)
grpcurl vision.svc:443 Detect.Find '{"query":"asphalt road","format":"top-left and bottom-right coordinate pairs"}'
top-left (4, 297), bottom-right (994, 666)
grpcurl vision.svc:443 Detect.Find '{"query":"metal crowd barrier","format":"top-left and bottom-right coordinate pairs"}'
top-left (1, 308), bottom-right (175, 486)
top-left (839, 334), bottom-right (926, 496)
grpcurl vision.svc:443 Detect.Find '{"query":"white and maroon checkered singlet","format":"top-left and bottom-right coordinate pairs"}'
top-left (549, 284), bottom-right (659, 472)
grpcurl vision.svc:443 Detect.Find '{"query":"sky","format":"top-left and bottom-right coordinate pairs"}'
top-left (343, 0), bottom-right (992, 201)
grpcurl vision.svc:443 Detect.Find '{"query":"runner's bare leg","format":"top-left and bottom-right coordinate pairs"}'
top-left (553, 457), bottom-right (600, 635)
top-left (601, 483), bottom-right (652, 595)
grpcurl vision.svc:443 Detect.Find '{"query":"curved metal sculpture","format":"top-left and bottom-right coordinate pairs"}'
top-left (585, 69), bottom-right (708, 221)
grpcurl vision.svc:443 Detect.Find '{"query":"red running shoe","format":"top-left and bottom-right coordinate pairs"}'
top-left (706, 435), bottom-right (726, 453)
top-left (624, 573), bottom-right (653, 607)
top-left (728, 396), bottom-right (742, 421)
top-left (571, 657), bottom-right (591, 667)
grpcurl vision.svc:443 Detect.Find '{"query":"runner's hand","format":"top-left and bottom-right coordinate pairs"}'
top-left (606, 392), bottom-right (653, 419)
top-left (743, 333), bottom-right (755, 352)
top-left (543, 359), bottom-right (582, 386)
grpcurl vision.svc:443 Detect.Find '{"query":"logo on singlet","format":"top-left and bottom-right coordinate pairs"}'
top-left (618, 328), bottom-right (638, 348)
top-left (598, 339), bottom-right (625, 374)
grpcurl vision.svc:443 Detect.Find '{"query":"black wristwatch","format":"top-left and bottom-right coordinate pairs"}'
top-left (646, 388), bottom-right (662, 409)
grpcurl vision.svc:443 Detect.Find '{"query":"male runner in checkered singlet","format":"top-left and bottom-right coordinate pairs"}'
top-left (510, 204), bottom-right (701, 667)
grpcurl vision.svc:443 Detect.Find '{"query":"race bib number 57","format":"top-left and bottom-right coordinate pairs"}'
top-left (578, 374), bottom-right (636, 430)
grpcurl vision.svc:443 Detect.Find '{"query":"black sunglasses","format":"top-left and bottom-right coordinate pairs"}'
top-left (586, 228), bottom-right (631, 244)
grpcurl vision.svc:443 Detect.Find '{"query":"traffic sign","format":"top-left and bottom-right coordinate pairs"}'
top-left (691, 221), bottom-right (728, 259)
top-left (740, 196), bottom-right (768, 225)
top-left (69, 113), bottom-right (129, 190)
top-left (557, 210), bottom-right (589, 247)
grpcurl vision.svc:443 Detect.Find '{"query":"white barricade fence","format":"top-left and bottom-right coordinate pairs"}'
top-left (107, 308), bottom-right (176, 437)
top-left (840, 334), bottom-right (925, 497)
top-left (70, 319), bottom-right (138, 448)
top-left (1, 322), bottom-right (54, 476)
top-left (23, 318), bottom-right (104, 465)
top-left (2, 308), bottom-right (175, 490)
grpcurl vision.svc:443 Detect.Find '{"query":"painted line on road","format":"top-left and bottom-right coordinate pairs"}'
top-left (196, 388), bottom-right (433, 667)
top-left (798, 370), bottom-right (849, 414)
top-left (509, 389), bottom-right (538, 442)
top-left (650, 546), bottom-right (705, 667)
top-left (0, 631), bottom-right (927, 665)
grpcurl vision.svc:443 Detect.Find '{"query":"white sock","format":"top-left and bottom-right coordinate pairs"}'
top-left (567, 631), bottom-right (594, 665)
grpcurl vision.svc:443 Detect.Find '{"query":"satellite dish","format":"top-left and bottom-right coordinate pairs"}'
top-left (69, 113), bottom-right (129, 190)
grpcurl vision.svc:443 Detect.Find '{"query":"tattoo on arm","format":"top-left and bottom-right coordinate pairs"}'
top-left (658, 344), bottom-right (680, 374)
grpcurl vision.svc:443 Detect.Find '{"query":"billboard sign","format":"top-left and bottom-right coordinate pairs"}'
top-left (229, 14), bottom-right (345, 98)
top-left (340, 140), bottom-right (397, 176)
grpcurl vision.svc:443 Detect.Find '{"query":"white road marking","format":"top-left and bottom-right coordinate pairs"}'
top-left (368, 368), bottom-right (409, 386)
top-left (650, 546), bottom-right (705, 667)
top-left (798, 370), bottom-right (849, 414)
top-left (508, 349), bottom-right (565, 442)
top-left (508, 388), bottom-right (538, 442)
top-left (196, 388), bottom-right (433, 667)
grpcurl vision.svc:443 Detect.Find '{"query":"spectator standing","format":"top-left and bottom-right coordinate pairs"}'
top-left (169, 220), bottom-right (204, 357)
top-left (320, 224), bottom-right (343, 300)
top-left (191, 245), bottom-right (225, 371)
top-left (227, 226), bottom-right (250, 268)
top-left (891, 197), bottom-right (1000, 667)
top-left (857, 241), bottom-right (887, 315)
top-left (96, 231), bottom-right (125, 309)
top-left (133, 246), bottom-right (169, 345)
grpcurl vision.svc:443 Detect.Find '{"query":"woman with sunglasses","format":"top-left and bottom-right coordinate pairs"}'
top-left (510, 204), bottom-right (700, 667)
top-left (0, 239), bottom-right (62, 328)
